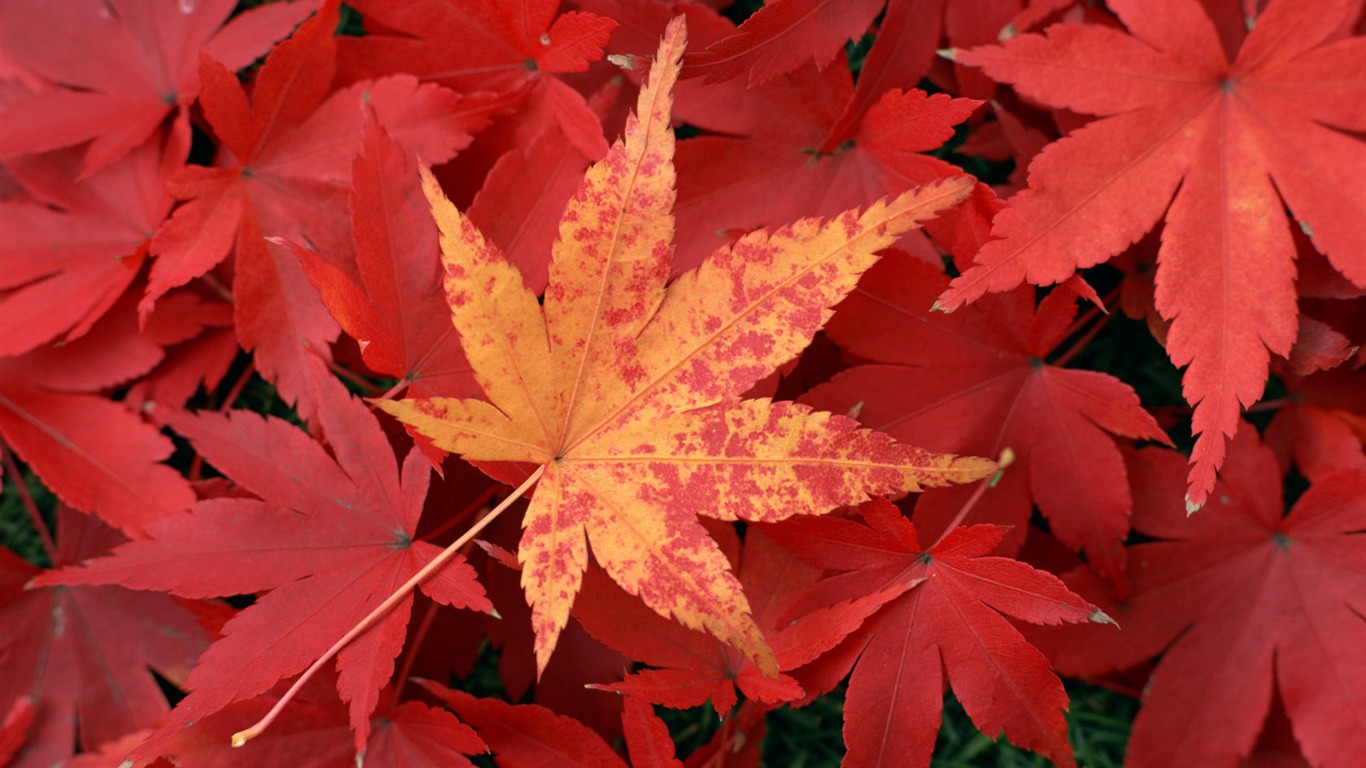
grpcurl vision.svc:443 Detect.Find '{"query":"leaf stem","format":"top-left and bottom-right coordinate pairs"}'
top-left (1, 447), bottom-right (57, 564)
top-left (217, 361), bottom-right (256, 413)
top-left (929, 448), bottom-right (1014, 550)
top-left (696, 702), bottom-right (747, 768)
top-left (328, 361), bottom-right (379, 394)
top-left (1051, 297), bottom-right (1118, 369)
top-left (1075, 675), bottom-right (1144, 700)
top-left (197, 272), bottom-right (234, 303)
top-left (189, 363), bottom-right (260, 481)
top-left (388, 597), bottom-right (440, 711)
top-left (1058, 286), bottom-right (1114, 339)
top-left (230, 464), bottom-right (545, 748)
top-left (1245, 397), bottom-right (1286, 414)
top-left (419, 483), bottom-right (501, 544)
top-left (374, 379), bottom-right (409, 402)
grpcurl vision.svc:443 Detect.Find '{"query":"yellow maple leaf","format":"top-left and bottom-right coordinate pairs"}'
top-left (378, 17), bottom-right (994, 675)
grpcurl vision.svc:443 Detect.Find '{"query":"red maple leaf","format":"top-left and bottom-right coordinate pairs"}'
top-left (0, 131), bottom-right (182, 357)
top-left (1265, 364), bottom-right (1366, 484)
top-left (292, 112), bottom-right (479, 403)
top-left (39, 357), bottom-right (493, 759)
top-left (1032, 431), bottom-right (1366, 768)
top-left (681, 0), bottom-right (885, 86)
top-left (0, 507), bottom-right (216, 768)
top-left (575, 525), bottom-right (902, 715)
top-left (123, 293), bottom-right (239, 412)
top-left (674, 0), bottom-right (1050, 96)
top-left (673, 60), bottom-right (998, 273)
top-left (418, 682), bottom-right (683, 768)
top-left (0, 0), bottom-right (318, 175)
top-left (336, 0), bottom-right (618, 160)
top-left (62, 678), bottom-right (353, 768)
top-left (338, 0), bottom-right (617, 87)
top-left (767, 499), bottom-right (1107, 768)
top-left (835, 0), bottom-right (1088, 131)
top-left (363, 702), bottom-right (486, 768)
top-left (145, 0), bottom-right (493, 422)
top-left (806, 255), bottom-right (1169, 582)
top-left (937, 0), bottom-right (1366, 507)
top-left (0, 292), bottom-right (200, 535)
top-left (463, 121), bottom-right (596, 294)
top-left (61, 669), bottom-right (484, 768)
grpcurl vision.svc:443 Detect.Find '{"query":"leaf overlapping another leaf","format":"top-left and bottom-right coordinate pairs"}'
top-left (1032, 432), bottom-right (1366, 768)
top-left (14, 1), bottom-right (1352, 764)
top-left (767, 500), bottom-right (1109, 768)
top-left (937, 0), bottom-right (1366, 508)
top-left (40, 359), bottom-right (492, 759)
top-left (379, 17), bottom-right (993, 678)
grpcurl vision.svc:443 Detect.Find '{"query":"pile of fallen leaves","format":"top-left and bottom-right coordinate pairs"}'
top-left (1, 1), bottom-right (1363, 767)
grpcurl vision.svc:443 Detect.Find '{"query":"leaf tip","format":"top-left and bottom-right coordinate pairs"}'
top-left (1090, 609), bottom-right (1119, 628)
top-left (416, 163), bottom-right (447, 209)
top-left (936, 47), bottom-right (958, 61)
top-left (988, 447), bottom-right (1015, 487)
top-left (1185, 496), bottom-right (1204, 515)
top-left (753, 645), bottom-right (780, 679)
top-left (607, 53), bottom-right (637, 70)
top-left (998, 23), bottom-right (1017, 41)
top-left (996, 447), bottom-right (1016, 470)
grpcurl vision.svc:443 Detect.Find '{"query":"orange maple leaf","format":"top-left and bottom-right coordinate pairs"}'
top-left (378, 17), bottom-right (994, 675)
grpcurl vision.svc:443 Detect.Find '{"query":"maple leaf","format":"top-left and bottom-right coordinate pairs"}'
top-left (0, 507), bottom-right (216, 768)
top-left (39, 357), bottom-right (493, 758)
top-left (336, 0), bottom-right (618, 159)
top-left (124, 293), bottom-right (239, 411)
top-left (418, 682), bottom-right (683, 768)
top-left (0, 0), bottom-right (318, 175)
top-left (681, 0), bottom-right (885, 86)
top-left (144, 0), bottom-right (493, 422)
top-left (0, 293), bottom-right (199, 535)
top-left (338, 0), bottom-right (617, 86)
top-left (1265, 365), bottom-right (1366, 483)
top-left (377, 18), bottom-right (993, 676)
top-left (62, 668), bottom-right (482, 768)
top-left (465, 123), bottom-right (596, 295)
top-left (805, 256), bottom-right (1170, 582)
top-left (576, 525), bottom-right (903, 715)
top-left (936, 0), bottom-right (1366, 507)
top-left (673, 62), bottom-right (999, 273)
top-left (1031, 433), bottom-right (1366, 768)
top-left (766, 500), bottom-right (1108, 768)
top-left (292, 111), bottom-right (479, 402)
top-left (826, 0), bottom-right (1070, 139)
top-left (364, 702), bottom-right (486, 768)
top-left (0, 130), bottom-right (182, 357)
